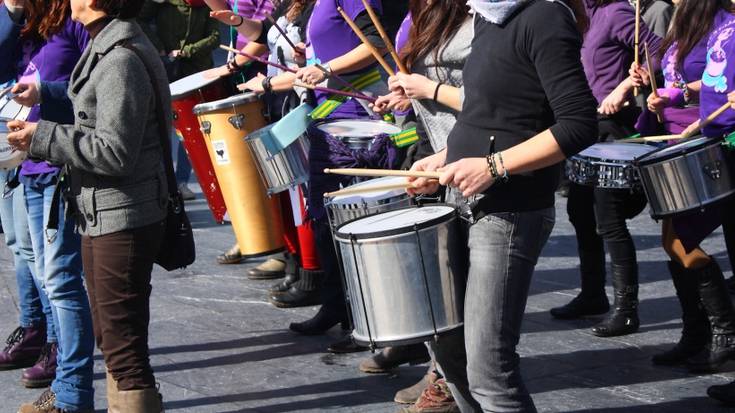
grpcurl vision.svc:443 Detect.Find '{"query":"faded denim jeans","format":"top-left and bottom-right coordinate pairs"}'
top-left (432, 207), bottom-right (555, 412)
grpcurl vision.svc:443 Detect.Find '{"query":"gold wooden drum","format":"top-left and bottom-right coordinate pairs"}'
top-left (194, 93), bottom-right (284, 257)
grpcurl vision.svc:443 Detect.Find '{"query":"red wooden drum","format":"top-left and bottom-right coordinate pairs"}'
top-left (170, 71), bottom-right (232, 223)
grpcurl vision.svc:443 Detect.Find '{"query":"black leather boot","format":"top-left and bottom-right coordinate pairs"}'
top-left (652, 261), bottom-right (710, 365)
top-left (289, 306), bottom-right (347, 336)
top-left (708, 381), bottom-right (735, 406)
top-left (268, 268), bottom-right (323, 308)
top-left (269, 271), bottom-right (301, 296)
top-left (687, 260), bottom-right (735, 372)
top-left (550, 247), bottom-right (609, 319)
top-left (591, 263), bottom-right (639, 337)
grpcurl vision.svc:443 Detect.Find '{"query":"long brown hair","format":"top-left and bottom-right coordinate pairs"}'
top-left (21, 0), bottom-right (70, 40)
top-left (566, 0), bottom-right (589, 34)
top-left (400, 0), bottom-right (469, 71)
top-left (287, 0), bottom-right (313, 22)
top-left (660, 0), bottom-right (732, 66)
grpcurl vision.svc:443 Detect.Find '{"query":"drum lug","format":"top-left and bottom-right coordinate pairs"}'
top-left (200, 121), bottom-right (211, 135)
top-left (228, 114), bottom-right (246, 130)
top-left (172, 111), bottom-right (178, 121)
top-left (703, 161), bottom-right (722, 180)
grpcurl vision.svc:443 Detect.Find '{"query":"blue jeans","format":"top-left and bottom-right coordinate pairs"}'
top-left (26, 182), bottom-right (94, 411)
top-left (432, 208), bottom-right (555, 412)
top-left (0, 172), bottom-right (55, 340)
top-left (174, 133), bottom-right (191, 184)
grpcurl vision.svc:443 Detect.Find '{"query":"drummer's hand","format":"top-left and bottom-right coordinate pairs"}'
top-left (293, 42), bottom-right (307, 66)
top-left (439, 157), bottom-right (494, 198)
top-left (168, 50), bottom-right (181, 60)
top-left (407, 150), bottom-right (446, 196)
top-left (237, 73), bottom-right (266, 93)
top-left (598, 88), bottom-right (628, 115)
top-left (11, 82), bottom-right (40, 107)
top-left (210, 10), bottom-right (242, 26)
top-left (204, 65), bottom-right (231, 79)
top-left (647, 94), bottom-right (670, 113)
top-left (369, 91), bottom-right (410, 115)
top-left (6, 120), bottom-right (35, 152)
top-left (296, 65), bottom-right (326, 86)
top-left (728, 91), bottom-right (735, 109)
top-left (629, 62), bottom-right (650, 88)
top-left (393, 72), bottom-right (434, 100)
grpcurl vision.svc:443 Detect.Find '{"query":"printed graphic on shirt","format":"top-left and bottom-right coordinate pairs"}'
top-left (704, 21), bottom-right (735, 93)
top-left (663, 43), bottom-right (683, 89)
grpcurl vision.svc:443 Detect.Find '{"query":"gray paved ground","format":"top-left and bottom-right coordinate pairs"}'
top-left (2, 187), bottom-right (735, 412)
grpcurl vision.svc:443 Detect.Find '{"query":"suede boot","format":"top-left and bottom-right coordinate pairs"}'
top-left (652, 261), bottom-right (710, 365)
top-left (591, 263), bottom-right (640, 337)
top-left (687, 260), bottom-right (735, 372)
top-left (118, 388), bottom-right (163, 413)
top-left (106, 372), bottom-right (121, 413)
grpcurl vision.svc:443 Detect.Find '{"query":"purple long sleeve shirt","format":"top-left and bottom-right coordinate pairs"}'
top-left (581, 0), bottom-right (662, 105)
top-left (17, 18), bottom-right (88, 176)
top-left (701, 10), bottom-right (735, 138)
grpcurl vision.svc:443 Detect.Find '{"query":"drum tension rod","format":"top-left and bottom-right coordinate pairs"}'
top-left (414, 224), bottom-right (440, 343)
top-left (350, 233), bottom-right (376, 352)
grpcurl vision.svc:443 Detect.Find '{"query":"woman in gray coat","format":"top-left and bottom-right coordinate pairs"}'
top-left (8, 0), bottom-right (170, 411)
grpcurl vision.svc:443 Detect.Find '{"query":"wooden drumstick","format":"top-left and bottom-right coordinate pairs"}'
top-left (219, 44), bottom-right (297, 74)
top-left (359, 0), bottom-right (409, 74)
top-left (337, 6), bottom-right (396, 77)
top-left (266, 14), bottom-right (300, 52)
top-left (315, 64), bottom-right (362, 95)
top-left (324, 168), bottom-right (441, 179)
top-left (681, 102), bottom-right (732, 139)
top-left (293, 80), bottom-right (377, 102)
top-left (644, 42), bottom-right (663, 123)
top-left (616, 134), bottom-right (682, 143)
top-left (324, 181), bottom-right (425, 198)
top-left (634, 0), bottom-right (641, 97)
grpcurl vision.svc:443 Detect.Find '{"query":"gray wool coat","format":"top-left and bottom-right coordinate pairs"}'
top-left (31, 18), bottom-right (171, 237)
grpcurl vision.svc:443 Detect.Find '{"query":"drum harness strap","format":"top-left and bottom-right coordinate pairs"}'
top-left (309, 69), bottom-right (382, 120)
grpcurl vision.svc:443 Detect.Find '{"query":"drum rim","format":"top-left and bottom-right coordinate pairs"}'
top-left (308, 118), bottom-right (402, 139)
top-left (335, 204), bottom-right (457, 240)
top-left (192, 91), bottom-right (260, 114)
top-left (635, 135), bottom-right (722, 166)
top-left (573, 142), bottom-right (657, 162)
top-left (169, 72), bottom-right (221, 99)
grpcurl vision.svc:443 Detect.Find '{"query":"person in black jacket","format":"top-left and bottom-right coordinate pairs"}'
top-left (408, 0), bottom-right (597, 411)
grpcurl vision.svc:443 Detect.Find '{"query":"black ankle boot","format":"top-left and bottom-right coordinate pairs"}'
top-left (591, 264), bottom-right (639, 337)
top-left (687, 260), bottom-right (735, 372)
top-left (551, 245), bottom-right (609, 319)
top-left (269, 268), bottom-right (323, 308)
top-left (269, 271), bottom-right (301, 296)
top-left (289, 306), bottom-right (347, 336)
top-left (652, 261), bottom-right (710, 366)
top-left (708, 380), bottom-right (735, 406)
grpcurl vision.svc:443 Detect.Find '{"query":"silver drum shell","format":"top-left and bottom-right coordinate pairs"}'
top-left (246, 133), bottom-right (310, 195)
top-left (567, 156), bottom-right (641, 189)
top-left (328, 194), bottom-right (413, 227)
top-left (636, 139), bottom-right (735, 218)
top-left (335, 208), bottom-right (464, 347)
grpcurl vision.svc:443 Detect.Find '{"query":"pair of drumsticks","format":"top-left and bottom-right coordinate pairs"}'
top-left (323, 168), bottom-right (439, 198)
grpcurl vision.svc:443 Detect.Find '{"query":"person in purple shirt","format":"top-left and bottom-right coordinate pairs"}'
top-left (630, 0), bottom-right (735, 377)
top-left (9, 0), bottom-right (96, 412)
top-left (551, 0), bottom-right (662, 339)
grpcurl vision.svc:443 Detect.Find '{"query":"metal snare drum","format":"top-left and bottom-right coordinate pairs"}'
top-left (635, 135), bottom-right (735, 218)
top-left (335, 205), bottom-right (465, 347)
top-left (325, 176), bottom-right (413, 226)
top-left (567, 143), bottom-right (657, 189)
top-left (246, 104), bottom-right (312, 194)
top-left (310, 118), bottom-right (402, 150)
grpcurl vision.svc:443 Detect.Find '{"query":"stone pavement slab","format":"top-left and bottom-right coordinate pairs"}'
top-left (1, 191), bottom-right (734, 412)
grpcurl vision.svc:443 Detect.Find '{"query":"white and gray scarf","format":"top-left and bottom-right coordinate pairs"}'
top-left (468, 0), bottom-right (575, 25)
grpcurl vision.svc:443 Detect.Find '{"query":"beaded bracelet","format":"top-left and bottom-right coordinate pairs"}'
top-left (486, 154), bottom-right (498, 179)
top-left (496, 151), bottom-right (510, 183)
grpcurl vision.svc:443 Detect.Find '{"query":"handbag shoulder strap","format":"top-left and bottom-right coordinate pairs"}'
top-left (117, 41), bottom-right (178, 198)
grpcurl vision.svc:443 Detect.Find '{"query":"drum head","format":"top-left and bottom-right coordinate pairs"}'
top-left (330, 176), bottom-right (409, 205)
top-left (577, 142), bottom-right (656, 161)
top-left (337, 205), bottom-right (456, 239)
top-left (0, 89), bottom-right (30, 169)
top-left (639, 136), bottom-right (718, 164)
top-left (193, 92), bottom-right (260, 115)
top-left (170, 71), bottom-right (220, 100)
top-left (316, 119), bottom-right (402, 138)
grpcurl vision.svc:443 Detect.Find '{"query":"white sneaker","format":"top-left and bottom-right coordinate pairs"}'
top-left (178, 184), bottom-right (196, 201)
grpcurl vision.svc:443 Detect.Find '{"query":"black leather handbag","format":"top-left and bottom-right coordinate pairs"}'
top-left (122, 42), bottom-right (195, 271)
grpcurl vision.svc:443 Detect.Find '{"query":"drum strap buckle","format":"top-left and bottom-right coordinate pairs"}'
top-left (228, 114), bottom-right (246, 130)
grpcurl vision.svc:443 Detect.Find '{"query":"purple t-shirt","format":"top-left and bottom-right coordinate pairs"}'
top-left (701, 10), bottom-right (735, 137)
top-left (581, 0), bottom-right (662, 104)
top-left (395, 12), bottom-right (411, 54)
top-left (17, 18), bottom-right (88, 176)
top-left (227, 0), bottom-right (273, 50)
top-left (306, 0), bottom-right (382, 118)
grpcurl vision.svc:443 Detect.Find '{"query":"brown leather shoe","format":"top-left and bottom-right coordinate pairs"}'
top-left (399, 378), bottom-right (459, 413)
top-left (216, 244), bottom-right (242, 265)
top-left (395, 370), bottom-right (436, 404)
top-left (359, 344), bottom-right (430, 373)
top-left (247, 258), bottom-right (286, 280)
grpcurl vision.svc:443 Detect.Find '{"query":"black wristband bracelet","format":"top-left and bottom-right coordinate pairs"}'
top-left (433, 83), bottom-right (443, 102)
top-left (235, 15), bottom-right (245, 27)
top-left (262, 76), bottom-right (273, 93)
